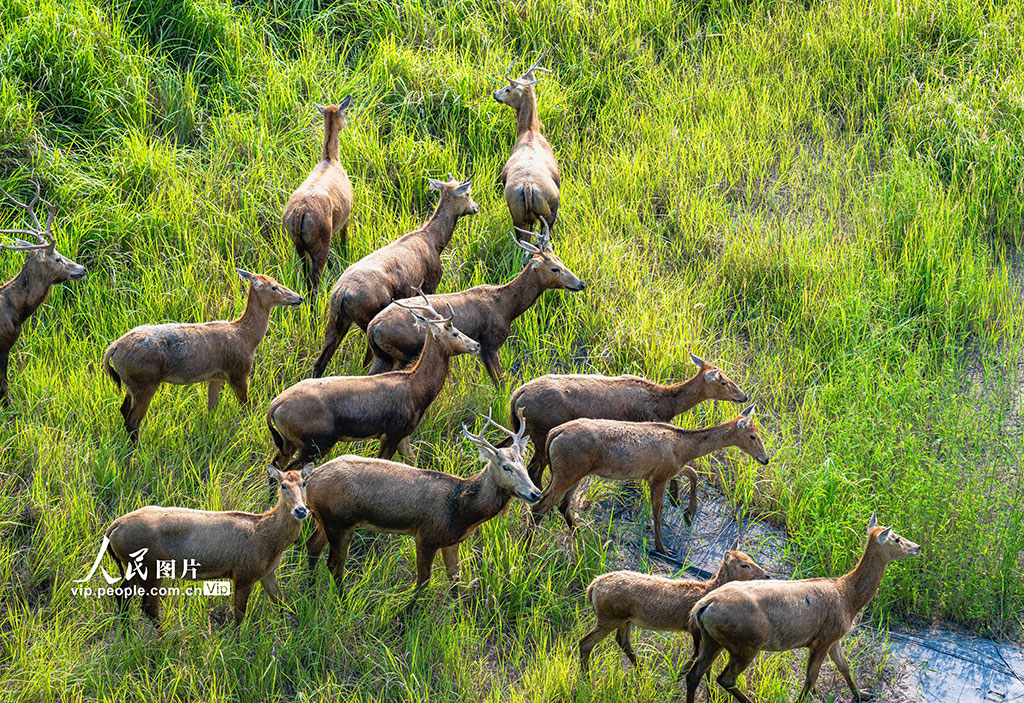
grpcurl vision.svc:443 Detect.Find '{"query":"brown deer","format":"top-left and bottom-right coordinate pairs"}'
top-left (532, 405), bottom-right (769, 554)
top-left (304, 409), bottom-right (541, 590)
top-left (311, 175), bottom-right (478, 378)
top-left (103, 269), bottom-right (302, 443)
top-left (365, 222), bottom-right (584, 386)
top-left (269, 299), bottom-right (480, 467)
top-left (282, 97), bottom-right (354, 290)
top-left (493, 54), bottom-right (560, 238)
top-left (505, 353), bottom-right (749, 486)
top-left (579, 541), bottom-right (769, 674)
top-left (0, 181), bottom-right (86, 406)
top-left (102, 464), bottom-right (313, 626)
top-left (685, 512), bottom-right (921, 703)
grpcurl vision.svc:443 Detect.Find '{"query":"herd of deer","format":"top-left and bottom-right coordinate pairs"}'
top-left (1, 56), bottom-right (921, 701)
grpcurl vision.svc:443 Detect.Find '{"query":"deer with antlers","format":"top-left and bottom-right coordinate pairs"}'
top-left (493, 53), bottom-right (560, 239)
top-left (364, 221), bottom-right (584, 386)
top-left (0, 180), bottom-right (86, 406)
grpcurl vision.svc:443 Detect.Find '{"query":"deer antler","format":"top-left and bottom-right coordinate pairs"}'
top-left (0, 180), bottom-right (56, 251)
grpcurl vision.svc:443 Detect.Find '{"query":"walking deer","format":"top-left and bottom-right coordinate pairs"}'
top-left (282, 97), bottom-right (354, 290)
top-left (532, 405), bottom-right (769, 554)
top-left (365, 222), bottom-right (584, 386)
top-left (304, 410), bottom-right (540, 590)
top-left (311, 175), bottom-right (478, 378)
top-left (579, 541), bottom-right (769, 674)
top-left (493, 54), bottom-right (560, 238)
top-left (103, 269), bottom-right (302, 443)
top-left (103, 464), bottom-right (313, 626)
top-left (0, 181), bottom-right (86, 406)
top-left (505, 353), bottom-right (749, 486)
top-left (686, 512), bottom-right (921, 703)
top-left (270, 299), bottom-right (480, 467)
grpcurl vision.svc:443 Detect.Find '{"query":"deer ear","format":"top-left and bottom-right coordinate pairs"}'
top-left (315, 103), bottom-right (327, 115)
top-left (877, 526), bottom-right (892, 544)
top-left (705, 369), bottom-right (720, 382)
top-left (301, 462), bottom-right (315, 480)
top-left (867, 510), bottom-right (877, 532)
top-left (338, 95), bottom-right (352, 112)
top-left (689, 352), bottom-right (706, 368)
top-left (426, 177), bottom-right (445, 191)
top-left (236, 268), bottom-right (254, 282)
top-left (729, 536), bottom-right (740, 551)
top-left (477, 446), bottom-right (495, 464)
top-left (454, 180), bottom-right (472, 196)
top-left (266, 465), bottom-right (281, 483)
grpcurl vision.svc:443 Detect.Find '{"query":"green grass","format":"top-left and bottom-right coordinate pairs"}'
top-left (2, 0), bottom-right (1023, 700)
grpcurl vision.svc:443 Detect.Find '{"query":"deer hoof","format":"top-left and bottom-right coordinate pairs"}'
top-left (855, 690), bottom-right (876, 701)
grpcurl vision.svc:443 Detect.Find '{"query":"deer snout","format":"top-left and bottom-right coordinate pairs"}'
top-left (69, 264), bottom-right (87, 280)
top-left (523, 488), bottom-right (543, 503)
top-left (288, 294), bottom-right (304, 306)
top-left (758, 457), bottom-right (770, 466)
top-left (734, 392), bottom-right (749, 403)
top-left (292, 506), bottom-right (309, 520)
top-left (569, 279), bottom-right (586, 292)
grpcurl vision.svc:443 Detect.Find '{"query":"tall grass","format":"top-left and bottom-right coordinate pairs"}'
top-left (1, 0), bottom-right (1022, 700)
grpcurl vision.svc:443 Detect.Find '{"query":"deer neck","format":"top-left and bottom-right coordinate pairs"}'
top-left (233, 289), bottom-right (273, 349)
top-left (675, 422), bottom-right (735, 463)
top-left (2, 259), bottom-right (55, 325)
top-left (838, 539), bottom-right (889, 616)
top-left (515, 90), bottom-right (541, 136)
top-left (407, 330), bottom-right (451, 406)
top-left (421, 197), bottom-right (460, 253)
top-left (254, 501), bottom-right (302, 557)
top-left (456, 468), bottom-right (513, 527)
top-left (496, 263), bottom-right (545, 323)
top-left (657, 371), bottom-right (705, 419)
top-left (704, 563), bottom-right (731, 592)
top-left (322, 115), bottom-right (340, 162)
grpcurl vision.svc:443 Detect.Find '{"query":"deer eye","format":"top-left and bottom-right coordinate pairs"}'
top-left (301, 481), bottom-right (307, 488)
top-left (741, 563), bottom-right (749, 569)
top-left (551, 267), bottom-right (559, 273)
top-left (749, 434), bottom-right (756, 440)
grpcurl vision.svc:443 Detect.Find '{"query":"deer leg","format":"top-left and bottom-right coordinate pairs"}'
top-left (680, 629), bottom-right (702, 680)
top-left (119, 394), bottom-right (132, 421)
top-left (231, 580), bottom-right (254, 626)
top-left (259, 555), bottom-right (284, 605)
top-left (715, 648), bottom-right (757, 703)
top-left (441, 544), bottom-right (460, 582)
top-left (140, 577), bottom-right (163, 622)
top-left (414, 540), bottom-right (438, 589)
top-left (312, 313), bottom-right (351, 378)
top-left (796, 645), bottom-right (830, 702)
top-left (679, 465), bottom-right (698, 525)
top-left (326, 527), bottom-right (353, 588)
top-left (207, 381), bottom-right (223, 411)
top-left (615, 623), bottom-right (638, 667)
top-left (482, 350), bottom-right (504, 388)
top-left (828, 641), bottom-right (872, 701)
top-left (526, 443), bottom-right (548, 487)
top-left (0, 349), bottom-right (9, 407)
top-left (378, 434), bottom-right (402, 461)
top-left (649, 477), bottom-right (670, 554)
top-left (306, 238), bottom-right (329, 291)
top-left (579, 622), bottom-right (616, 674)
top-left (306, 522), bottom-right (328, 570)
top-left (685, 636), bottom-right (723, 703)
top-left (557, 485), bottom-right (578, 531)
top-left (396, 436), bottom-right (415, 463)
top-left (532, 474), bottom-right (574, 519)
top-left (228, 376), bottom-right (249, 406)
top-left (124, 385), bottom-right (156, 443)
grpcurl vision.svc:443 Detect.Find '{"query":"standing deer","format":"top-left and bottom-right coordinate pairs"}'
top-left (103, 269), bottom-right (302, 443)
top-left (103, 464), bottom-right (313, 626)
top-left (283, 97), bottom-right (355, 291)
top-left (0, 181), bottom-right (86, 406)
top-left (304, 410), bottom-right (540, 591)
top-left (311, 175), bottom-right (478, 377)
top-left (270, 299), bottom-right (480, 467)
top-left (365, 222), bottom-right (584, 386)
top-left (505, 353), bottom-right (749, 486)
top-left (686, 512), bottom-right (921, 703)
top-left (493, 54), bottom-right (560, 238)
top-left (532, 405), bottom-right (769, 554)
top-left (579, 541), bottom-right (769, 674)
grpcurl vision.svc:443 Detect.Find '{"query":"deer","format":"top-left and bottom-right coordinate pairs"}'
top-left (364, 221), bottom-right (585, 386)
top-left (504, 353), bottom-right (749, 487)
top-left (282, 97), bottom-right (355, 291)
top-left (311, 175), bottom-right (478, 378)
top-left (685, 512), bottom-right (921, 703)
top-left (579, 540), bottom-right (770, 674)
top-left (102, 464), bottom-right (313, 626)
top-left (303, 409), bottom-right (541, 591)
top-left (102, 269), bottom-right (302, 443)
top-left (493, 53), bottom-right (560, 239)
top-left (269, 298), bottom-right (480, 467)
top-left (531, 405), bottom-right (769, 554)
top-left (0, 181), bottom-right (86, 406)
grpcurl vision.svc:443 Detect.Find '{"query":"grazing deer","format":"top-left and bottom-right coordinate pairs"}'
top-left (365, 222), bottom-right (584, 386)
top-left (686, 512), bottom-right (921, 703)
top-left (532, 405), bottom-right (769, 554)
top-left (283, 97), bottom-right (355, 291)
top-left (103, 269), bottom-right (302, 443)
top-left (0, 181), bottom-right (86, 406)
top-left (579, 541), bottom-right (769, 674)
top-left (505, 353), bottom-right (749, 486)
top-left (311, 175), bottom-right (478, 378)
top-left (493, 54), bottom-right (560, 238)
top-left (270, 299), bottom-right (480, 467)
top-left (103, 464), bottom-right (313, 626)
top-left (304, 410), bottom-right (541, 590)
